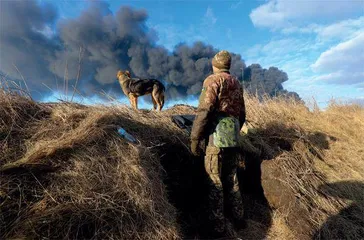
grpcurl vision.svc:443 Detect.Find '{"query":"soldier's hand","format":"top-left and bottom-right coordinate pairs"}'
top-left (191, 140), bottom-right (202, 156)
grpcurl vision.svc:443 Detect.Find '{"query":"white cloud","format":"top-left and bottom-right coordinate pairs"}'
top-left (230, 1), bottom-right (243, 10)
top-left (244, 37), bottom-right (318, 68)
top-left (281, 24), bottom-right (320, 35)
top-left (34, 25), bottom-right (55, 39)
top-left (243, 33), bottom-right (364, 106)
top-left (317, 17), bottom-right (364, 41)
top-left (245, 15), bottom-right (364, 88)
top-left (311, 32), bottom-right (364, 84)
top-left (204, 6), bottom-right (217, 27)
top-left (250, 1), bottom-right (287, 29)
top-left (281, 16), bottom-right (364, 43)
top-left (261, 38), bottom-right (315, 54)
top-left (312, 71), bottom-right (364, 85)
top-left (247, 1), bottom-right (364, 105)
top-left (250, 0), bottom-right (364, 29)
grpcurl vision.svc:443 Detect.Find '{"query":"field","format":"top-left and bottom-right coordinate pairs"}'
top-left (1, 91), bottom-right (363, 239)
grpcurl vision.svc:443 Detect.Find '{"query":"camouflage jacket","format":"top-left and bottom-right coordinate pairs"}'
top-left (191, 70), bottom-right (246, 147)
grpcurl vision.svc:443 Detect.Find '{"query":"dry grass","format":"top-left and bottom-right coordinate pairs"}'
top-left (241, 96), bottom-right (364, 240)
top-left (0, 90), bottom-right (363, 240)
top-left (0, 93), bottom-right (180, 239)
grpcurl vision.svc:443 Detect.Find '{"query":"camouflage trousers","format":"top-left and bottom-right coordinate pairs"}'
top-left (204, 146), bottom-right (244, 234)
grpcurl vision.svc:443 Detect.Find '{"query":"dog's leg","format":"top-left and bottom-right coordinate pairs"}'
top-left (153, 87), bottom-right (164, 111)
top-left (157, 92), bottom-right (165, 111)
top-left (129, 96), bottom-right (133, 109)
top-left (151, 94), bottom-right (157, 110)
top-left (134, 96), bottom-right (138, 110)
top-left (129, 94), bottom-right (135, 109)
top-left (160, 92), bottom-right (165, 111)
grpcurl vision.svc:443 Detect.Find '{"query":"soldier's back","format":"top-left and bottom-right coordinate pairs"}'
top-left (209, 71), bottom-right (244, 119)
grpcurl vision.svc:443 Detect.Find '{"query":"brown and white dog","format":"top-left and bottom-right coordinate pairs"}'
top-left (117, 70), bottom-right (165, 111)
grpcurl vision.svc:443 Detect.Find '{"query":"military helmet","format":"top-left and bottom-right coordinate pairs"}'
top-left (212, 50), bottom-right (231, 70)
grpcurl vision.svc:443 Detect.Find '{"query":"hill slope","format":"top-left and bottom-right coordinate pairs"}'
top-left (1, 92), bottom-right (363, 239)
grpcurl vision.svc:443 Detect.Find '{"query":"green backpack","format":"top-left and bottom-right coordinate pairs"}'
top-left (213, 116), bottom-right (240, 147)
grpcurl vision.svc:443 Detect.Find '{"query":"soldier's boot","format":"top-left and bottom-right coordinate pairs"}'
top-left (232, 217), bottom-right (247, 231)
top-left (209, 219), bottom-right (227, 239)
top-left (209, 219), bottom-right (238, 240)
top-left (225, 219), bottom-right (239, 238)
top-left (224, 194), bottom-right (246, 231)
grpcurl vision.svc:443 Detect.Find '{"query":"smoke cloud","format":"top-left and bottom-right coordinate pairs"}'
top-left (0, 0), bottom-right (298, 101)
top-left (243, 64), bottom-right (301, 100)
top-left (0, 0), bottom-right (59, 94)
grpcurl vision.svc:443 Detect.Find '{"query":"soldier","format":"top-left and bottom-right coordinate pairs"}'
top-left (190, 50), bottom-right (246, 238)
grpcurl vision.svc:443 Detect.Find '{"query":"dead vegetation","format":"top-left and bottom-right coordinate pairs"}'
top-left (0, 90), bottom-right (363, 239)
top-left (0, 93), bottom-right (180, 239)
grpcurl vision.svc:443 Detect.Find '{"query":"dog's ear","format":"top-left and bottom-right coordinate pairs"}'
top-left (125, 70), bottom-right (131, 78)
top-left (117, 70), bottom-right (122, 78)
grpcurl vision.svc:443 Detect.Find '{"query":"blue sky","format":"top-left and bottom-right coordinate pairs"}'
top-left (42, 0), bottom-right (363, 108)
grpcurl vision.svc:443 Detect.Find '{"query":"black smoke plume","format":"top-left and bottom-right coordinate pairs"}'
top-left (243, 64), bottom-right (301, 100)
top-left (0, 0), bottom-right (298, 101)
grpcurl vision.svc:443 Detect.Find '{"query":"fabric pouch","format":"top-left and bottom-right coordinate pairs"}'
top-left (213, 116), bottom-right (240, 147)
